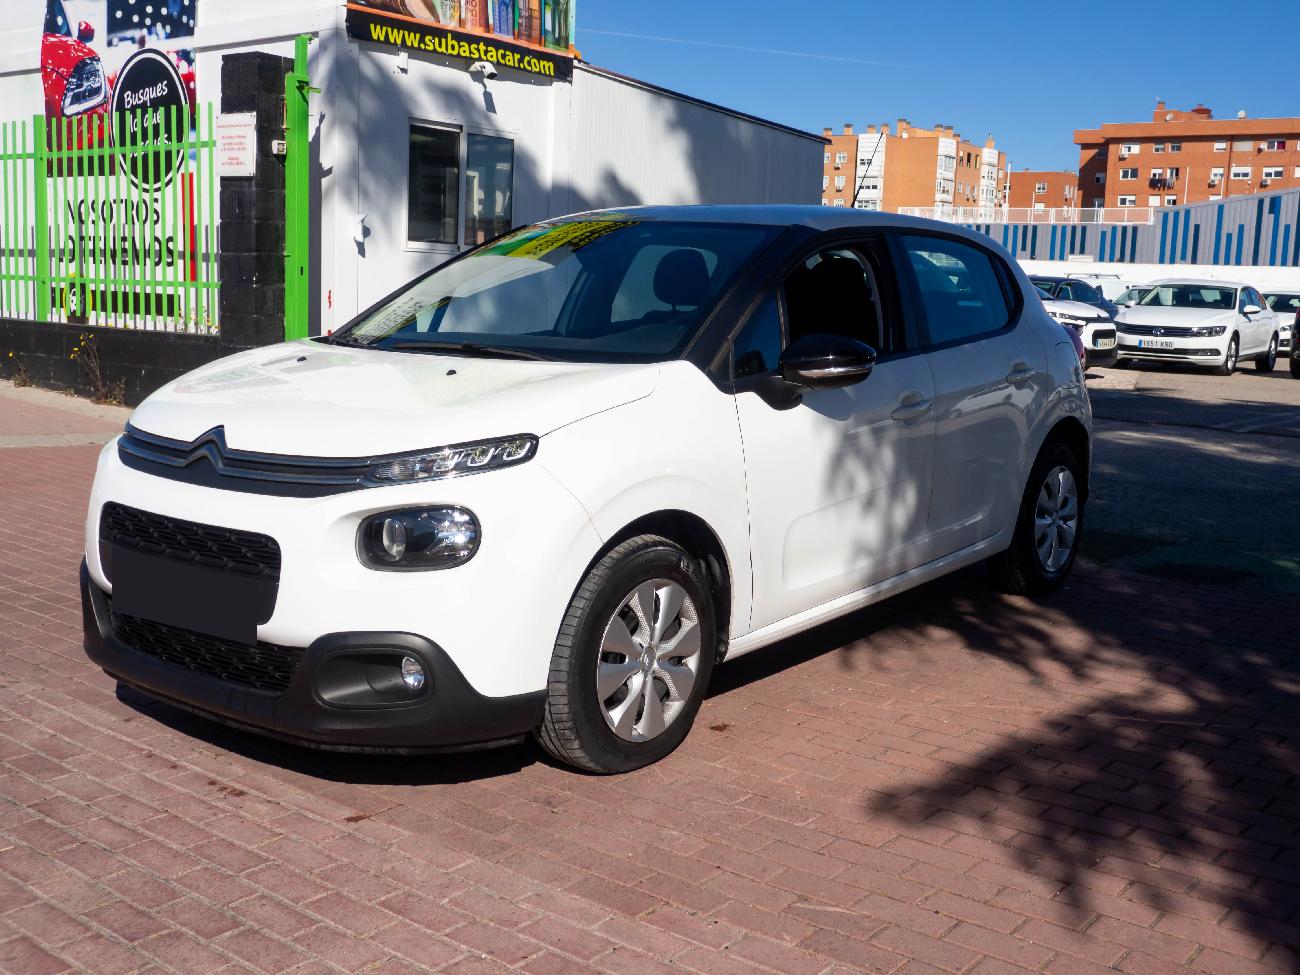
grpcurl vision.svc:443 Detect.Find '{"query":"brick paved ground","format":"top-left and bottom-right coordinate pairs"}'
top-left (2, 383), bottom-right (1300, 974)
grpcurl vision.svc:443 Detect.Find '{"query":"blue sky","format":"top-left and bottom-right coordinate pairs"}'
top-left (578, 0), bottom-right (1294, 173)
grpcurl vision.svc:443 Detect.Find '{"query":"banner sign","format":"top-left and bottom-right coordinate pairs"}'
top-left (345, 1), bottom-right (575, 81)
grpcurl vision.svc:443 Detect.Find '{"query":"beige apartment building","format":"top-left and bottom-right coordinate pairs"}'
top-left (820, 121), bottom-right (1008, 214)
top-left (1076, 101), bottom-right (1300, 209)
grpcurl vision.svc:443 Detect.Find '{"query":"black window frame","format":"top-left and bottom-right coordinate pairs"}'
top-left (893, 229), bottom-right (1021, 353)
top-left (717, 230), bottom-right (917, 387)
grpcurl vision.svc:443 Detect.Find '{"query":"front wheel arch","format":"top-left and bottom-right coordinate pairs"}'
top-left (577, 510), bottom-right (733, 662)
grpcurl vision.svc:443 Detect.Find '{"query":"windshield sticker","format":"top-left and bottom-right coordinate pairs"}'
top-left (485, 220), bottom-right (639, 259)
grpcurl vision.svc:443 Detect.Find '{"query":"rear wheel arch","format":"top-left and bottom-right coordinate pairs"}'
top-left (1040, 417), bottom-right (1091, 500)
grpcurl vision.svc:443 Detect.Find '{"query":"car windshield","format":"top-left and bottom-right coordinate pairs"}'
top-left (333, 219), bottom-right (779, 362)
top-left (1265, 293), bottom-right (1300, 313)
top-left (45, 0), bottom-right (72, 36)
top-left (1137, 284), bottom-right (1236, 310)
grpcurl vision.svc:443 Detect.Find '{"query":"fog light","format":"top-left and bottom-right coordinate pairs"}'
top-left (401, 656), bottom-right (426, 693)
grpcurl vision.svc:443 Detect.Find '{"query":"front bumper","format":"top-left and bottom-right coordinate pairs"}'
top-left (1116, 336), bottom-right (1227, 365)
top-left (82, 562), bottom-right (544, 752)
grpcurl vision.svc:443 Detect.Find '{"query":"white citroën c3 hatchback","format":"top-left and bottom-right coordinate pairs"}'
top-left (82, 207), bottom-right (1092, 773)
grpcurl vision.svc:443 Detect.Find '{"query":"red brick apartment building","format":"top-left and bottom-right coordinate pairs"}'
top-left (821, 121), bottom-right (1007, 213)
top-left (1076, 101), bottom-right (1300, 209)
top-left (1008, 170), bottom-right (1078, 209)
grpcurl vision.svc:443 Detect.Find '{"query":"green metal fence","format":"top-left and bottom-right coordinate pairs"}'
top-left (0, 105), bottom-right (219, 333)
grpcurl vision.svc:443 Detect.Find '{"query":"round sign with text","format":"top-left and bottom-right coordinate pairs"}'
top-left (110, 49), bottom-right (188, 188)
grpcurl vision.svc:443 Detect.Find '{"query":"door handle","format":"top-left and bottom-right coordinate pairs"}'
top-left (891, 392), bottom-right (932, 422)
top-left (1006, 362), bottom-right (1035, 385)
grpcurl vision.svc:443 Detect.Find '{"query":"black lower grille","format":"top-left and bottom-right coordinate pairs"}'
top-left (110, 610), bottom-right (303, 693)
top-left (100, 503), bottom-right (281, 583)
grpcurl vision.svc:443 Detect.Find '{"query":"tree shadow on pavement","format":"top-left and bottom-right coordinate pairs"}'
top-left (855, 565), bottom-right (1300, 966)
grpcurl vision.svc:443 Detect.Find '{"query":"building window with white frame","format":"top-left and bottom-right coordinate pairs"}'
top-left (1120, 143), bottom-right (1140, 155)
top-left (1231, 166), bottom-right (1252, 181)
top-left (1165, 195), bottom-right (1177, 205)
top-left (1119, 168), bottom-right (1137, 180)
top-left (835, 152), bottom-right (848, 165)
top-left (834, 175), bottom-right (846, 190)
top-left (464, 134), bottom-right (515, 245)
top-left (1094, 172), bottom-right (1105, 184)
top-left (1034, 181), bottom-right (1047, 193)
top-left (1209, 167), bottom-right (1225, 183)
top-left (1213, 141), bottom-right (1227, 152)
top-left (1150, 168), bottom-right (1164, 180)
top-left (1152, 142), bottom-right (1165, 153)
top-left (1295, 166), bottom-right (1300, 178)
top-left (822, 175), bottom-right (829, 190)
top-left (824, 152), bottom-right (830, 164)
top-left (1265, 139), bottom-right (1286, 151)
top-left (1263, 167), bottom-right (1283, 181)
top-left (1117, 195), bottom-right (1136, 206)
top-left (1147, 196), bottom-right (1161, 207)
top-left (1168, 142), bottom-right (1181, 153)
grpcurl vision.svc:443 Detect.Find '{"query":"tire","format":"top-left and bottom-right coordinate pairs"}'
top-left (989, 441), bottom-right (1084, 596)
top-left (1254, 334), bottom-right (1278, 372)
top-left (537, 535), bottom-right (716, 774)
top-left (1216, 335), bottom-right (1239, 376)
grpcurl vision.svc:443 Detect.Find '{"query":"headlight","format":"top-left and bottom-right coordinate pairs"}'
top-left (358, 507), bottom-right (480, 571)
top-left (1186, 326), bottom-right (1227, 338)
top-left (364, 435), bottom-right (537, 485)
top-left (62, 57), bottom-right (107, 116)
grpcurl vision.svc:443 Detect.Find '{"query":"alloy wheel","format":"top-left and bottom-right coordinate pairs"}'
top-left (1034, 466), bottom-right (1079, 573)
top-left (1225, 339), bottom-right (1238, 372)
top-left (597, 580), bottom-right (702, 742)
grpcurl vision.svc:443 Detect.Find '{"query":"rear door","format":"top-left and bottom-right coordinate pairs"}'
top-left (895, 232), bottom-right (1048, 557)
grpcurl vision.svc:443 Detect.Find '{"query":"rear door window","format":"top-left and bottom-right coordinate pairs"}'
top-left (901, 235), bottom-right (1014, 347)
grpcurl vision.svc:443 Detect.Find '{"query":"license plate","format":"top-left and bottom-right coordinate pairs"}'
top-left (1138, 339), bottom-right (1174, 349)
top-left (110, 546), bottom-right (271, 645)
top-left (1096, 338), bottom-right (1116, 349)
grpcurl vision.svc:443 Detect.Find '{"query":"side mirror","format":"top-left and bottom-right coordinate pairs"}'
top-left (1124, 300), bottom-right (1137, 308)
top-left (779, 334), bottom-right (876, 389)
top-left (77, 20), bottom-right (95, 44)
top-left (1242, 304), bottom-right (1263, 316)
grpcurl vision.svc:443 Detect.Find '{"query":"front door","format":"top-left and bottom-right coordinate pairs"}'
top-left (733, 241), bottom-right (938, 632)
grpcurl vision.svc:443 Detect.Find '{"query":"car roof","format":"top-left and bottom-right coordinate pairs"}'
top-left (1147, 278), bottom-right (1248, 289)
top-left (556, 204), bottom-right (997, 240)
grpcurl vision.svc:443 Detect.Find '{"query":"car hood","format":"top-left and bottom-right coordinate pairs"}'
top-left (1043, 297), bottom-right (1108, 320)
top-left (128, 342), bottom-right (662, 457)
top-left (1117, 306), bottom-right (1237, 326)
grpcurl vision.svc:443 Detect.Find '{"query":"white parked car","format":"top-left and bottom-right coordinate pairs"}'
top-left (1263, 291), bottom-right (1298, 355)
top-left (81, 208), bottom-right (1092, 773)
top-left (1036, 286), bottom-right (1117, 367)
top-left (1116, 279), bottom-right (1281, 374)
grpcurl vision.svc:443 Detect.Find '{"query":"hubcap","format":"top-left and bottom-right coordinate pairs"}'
top-left (1034, 466), bottom-right (1079, 573)
top-left (597, 580), bottom-right (702, 743)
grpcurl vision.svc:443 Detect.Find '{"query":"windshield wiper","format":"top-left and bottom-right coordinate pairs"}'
top-left (387, 341), bottom-right (552, 362)
top-left (322, 333), bottom-right (369, 348)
